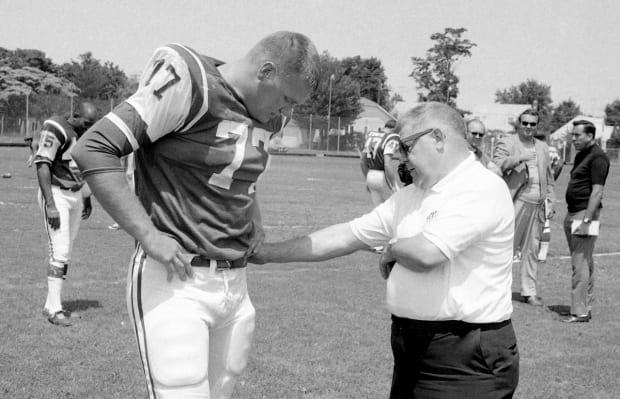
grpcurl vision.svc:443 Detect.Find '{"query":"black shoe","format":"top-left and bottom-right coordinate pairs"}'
top-left (523, 296), bottom-right (543, 306)
top-left (562, 314), bottom-right (590, 323)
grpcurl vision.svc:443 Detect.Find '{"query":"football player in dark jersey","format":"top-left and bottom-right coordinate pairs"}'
top-left (73, 31), bottom-right (319, 399)
top-left (360, 120), bottom-right (401, 205)
top-left (34, 102), bottom-right (98, 327)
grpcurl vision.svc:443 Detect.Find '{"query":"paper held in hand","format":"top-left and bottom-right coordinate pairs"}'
top-left (571, 220), bottom-right (600, 236)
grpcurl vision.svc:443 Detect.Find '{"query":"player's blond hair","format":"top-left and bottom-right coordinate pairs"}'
top-left (247, 31), bottom-right (320, 91)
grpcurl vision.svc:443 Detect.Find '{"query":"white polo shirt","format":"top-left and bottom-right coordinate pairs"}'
top-left (350, 154), bottom-right (514, 323)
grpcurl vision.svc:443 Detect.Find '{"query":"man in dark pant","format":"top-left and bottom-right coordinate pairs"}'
top-left (562, 120), bottom-right (610, 323)
top-left (251, 103), bottom-right (519, 398)
top-left (390, 317), bottom-right (518, 399)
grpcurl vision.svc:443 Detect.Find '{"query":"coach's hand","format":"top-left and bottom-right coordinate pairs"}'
top-left (82, 197), bottom-right (92, 220)
top-left (246, 222), bottom-right (265, 258)
top-left (379, 253), bottom-right (396, 280)
top-left (45, 203), bottom-right (61, 230)
top-left (141, 231), bottom-right (194, 282)
top-left (247, 244), bottom-right (268, 265)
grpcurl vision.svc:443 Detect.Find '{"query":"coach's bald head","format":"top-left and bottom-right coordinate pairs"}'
top-left (395, 102), bottom-right (471, 188)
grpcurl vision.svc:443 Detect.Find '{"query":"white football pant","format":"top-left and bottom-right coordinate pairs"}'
top-left (127, 246), bottom-right (255, 399)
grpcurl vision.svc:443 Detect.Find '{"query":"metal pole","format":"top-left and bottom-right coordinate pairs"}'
top-left (327, 74), bottom-right (334, 150)
top-left (25, 92), bottom-right (29, 138)
top-left (337, 117), bottom-right (341, 152)
top-left (308, 114), bottom-right (313, 150)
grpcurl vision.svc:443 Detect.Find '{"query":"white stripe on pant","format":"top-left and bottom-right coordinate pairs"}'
top-left (127, 245), bottom-right (255, 399)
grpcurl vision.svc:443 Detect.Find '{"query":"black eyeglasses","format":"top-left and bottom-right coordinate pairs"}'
top-left (470, 132), bottom-right (485, 137)
top-left (399, 128), bottom-right (437, 155)
top-left (521, 121), bottom-right (538, 127)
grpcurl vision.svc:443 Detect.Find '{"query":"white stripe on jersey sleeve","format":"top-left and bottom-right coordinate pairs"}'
top-left (172, 43), bottom-right (210, 132)
top-left (105, 112), bottom-right (140, 151)
top-left (126, 47), bottom-right (193, 143)
top-left (44, 120), bottom-right (68, 143)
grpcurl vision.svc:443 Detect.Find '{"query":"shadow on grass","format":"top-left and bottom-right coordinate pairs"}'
top-left (63, 299), bottom-right (102, 313)
top-left (547, 304), bottom-right (571, 316)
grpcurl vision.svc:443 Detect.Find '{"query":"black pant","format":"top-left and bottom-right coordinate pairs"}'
top-left (390, 316), bottom-right (519, 399)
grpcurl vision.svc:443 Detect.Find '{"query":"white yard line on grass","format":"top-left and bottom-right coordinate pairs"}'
top-left (552, 251), bottom-right (620, 260)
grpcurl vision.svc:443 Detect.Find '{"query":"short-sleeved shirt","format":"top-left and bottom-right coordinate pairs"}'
top-left (566, 144), bottom-right (610, 213)
top-left (362, 131), bottom-right (399, 170)
top-left (350, 155), bottom-right (515, 323)
top-left (33, 116), bottom-right (84, 190)
top-left (77, 44), bottom-right (281, 260)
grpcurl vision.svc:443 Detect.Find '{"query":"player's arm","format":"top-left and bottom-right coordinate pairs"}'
top-left (35, 162), bottom-right (60, 230)
top-left (384, 154), bottom-right (402, 190)
top-left (34, 125), bottom-right (66, 230)
top-left (383, 136), bottom-right (402, 190)
top-left (73, 46), bottom-right (197, 281)
top-left (250, 223), bottom-right (368, 264)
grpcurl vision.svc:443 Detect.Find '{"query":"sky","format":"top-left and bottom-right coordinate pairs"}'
top-left (1, 0), bottom-right (619, 116)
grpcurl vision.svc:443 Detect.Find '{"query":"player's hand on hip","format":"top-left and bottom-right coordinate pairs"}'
top-left (81, 197), bottom-right (92, 220)
top-left (45, 203), bottom-right (60, 230)
top-left (141, 232), bottom-right (194, 282)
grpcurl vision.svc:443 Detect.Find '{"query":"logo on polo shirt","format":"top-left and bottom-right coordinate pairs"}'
top-left (426, 210), bottom-right (438, 222)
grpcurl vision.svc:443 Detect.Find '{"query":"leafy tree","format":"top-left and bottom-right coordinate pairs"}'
top-left (604, 99), bottom-right (620, 126)
top-left (296, 51), bottom-right (362, 120)
top-left (495, 79), bottom-right (552, 108)
top-left (341, 56), bottom-right (393, 110)
top-left (59, 52), bottom-right (128, 100)
top-left (0, 47), bottom-right (57, 73)
top-left (550, 98), bottom-right (581, 132)
top-left (495, 79), bottom-right (553, 132)
top-left (0, 66), bottom-right (79, 100)
top-left (607, 126), bottom-right (620, 149)
top-left (409, 27), bottom-right (476, 107)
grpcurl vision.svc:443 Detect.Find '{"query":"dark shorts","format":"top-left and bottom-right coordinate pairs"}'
top-left (390, 316), bottom-right (519, 399)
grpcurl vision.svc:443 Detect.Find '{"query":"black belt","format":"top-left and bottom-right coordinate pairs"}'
top-left (56, 185), bottom-right (82, 192)
top-left (391, 315), bottom-right (511, 332)
top-left (190, 256), bottom-right (247, 270)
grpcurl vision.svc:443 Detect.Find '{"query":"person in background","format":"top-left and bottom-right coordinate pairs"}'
top-left (466, 119), bottom-right (501, 174)
top-left (493, 109), bottom-right (555, 306)
top-left (34, 102), bottom-right (99, 326)
top-left (251, 102), bottom-right (519, 398)
top-left (562, 120), bottom-right (610, 323)
top-left (360, 120), bottom-right (402, 205)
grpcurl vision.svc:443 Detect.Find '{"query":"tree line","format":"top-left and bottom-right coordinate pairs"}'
top-left (2, 33), bottom-right (619, 139)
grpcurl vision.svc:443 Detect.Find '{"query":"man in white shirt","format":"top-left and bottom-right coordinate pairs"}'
top-left (250, 102), bottom-right (519, 398)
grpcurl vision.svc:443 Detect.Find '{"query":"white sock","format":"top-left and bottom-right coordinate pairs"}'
top-left (45, 276), bottom-right (63, 314)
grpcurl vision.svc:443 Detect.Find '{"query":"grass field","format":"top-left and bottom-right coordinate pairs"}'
top-left (1, 146), bottom-right (619, 399)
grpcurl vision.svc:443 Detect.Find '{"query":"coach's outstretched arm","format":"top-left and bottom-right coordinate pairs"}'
top-left (249, 223), bottom-right (368, 264)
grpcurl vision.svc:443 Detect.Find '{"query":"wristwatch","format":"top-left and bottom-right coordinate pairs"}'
top-left (583, 217), bottom-right (591, 224)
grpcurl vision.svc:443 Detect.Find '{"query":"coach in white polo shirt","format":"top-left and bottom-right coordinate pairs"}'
top-left (250, 102), bottom-right (519, 398)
